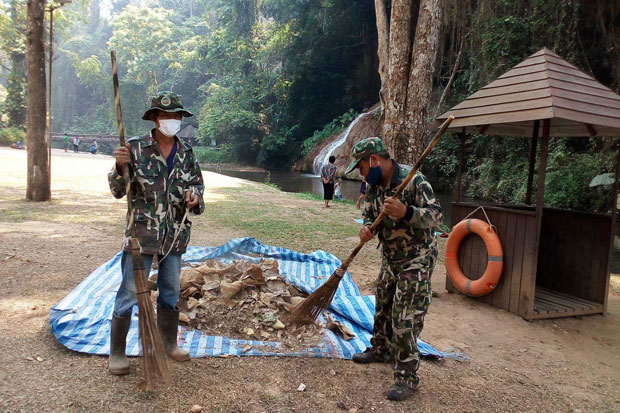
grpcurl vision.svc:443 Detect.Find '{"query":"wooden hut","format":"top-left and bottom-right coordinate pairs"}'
top-left (432, 48), bottom-right (620, 320)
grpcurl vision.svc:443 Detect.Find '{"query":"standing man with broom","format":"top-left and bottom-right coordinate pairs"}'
top-left (107, 91), bottom-right (204, 375)
top-left (345, 137), bottom-right (442, 401)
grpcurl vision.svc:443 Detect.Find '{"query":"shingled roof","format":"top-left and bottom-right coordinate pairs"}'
top-left (433, 48), bottom-right (620, 137)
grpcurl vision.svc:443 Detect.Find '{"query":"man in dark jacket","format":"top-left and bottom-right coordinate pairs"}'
top-left (107, 91), bottom-right (204, 375)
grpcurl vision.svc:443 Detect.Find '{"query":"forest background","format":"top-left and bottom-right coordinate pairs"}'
top-left (1, 0), bottom-right (619, 212)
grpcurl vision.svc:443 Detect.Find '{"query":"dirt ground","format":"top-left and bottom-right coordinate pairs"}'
top-left (0, 147), bottom-right (619, 412)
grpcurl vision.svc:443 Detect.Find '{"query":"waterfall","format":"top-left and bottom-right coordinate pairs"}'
top-left (312, 110), bottom-right (371, 176)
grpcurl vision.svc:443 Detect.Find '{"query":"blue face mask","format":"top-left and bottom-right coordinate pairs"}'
top-left (365, 158), bottom-right (383, 186)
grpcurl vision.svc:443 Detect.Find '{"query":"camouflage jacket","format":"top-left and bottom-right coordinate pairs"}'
top-left (363, 160), bottom-right (442, 267)
top-left (108, 130), bottom-right (205, 255)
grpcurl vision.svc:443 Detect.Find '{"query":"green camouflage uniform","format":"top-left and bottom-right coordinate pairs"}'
top-left (108, 130), bottom-right (205, 255)
top-left (348, 137), bottom-right (442, 390)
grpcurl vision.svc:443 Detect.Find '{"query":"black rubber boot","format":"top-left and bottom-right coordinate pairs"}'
top-left (108, 315), bottom-right (131, 375)
top-left (352, 347), bottom-right (386, 364)
top-left (157, 306), bottom-right (190, 362)
top-left (386, 382), bottom-right (416, 401)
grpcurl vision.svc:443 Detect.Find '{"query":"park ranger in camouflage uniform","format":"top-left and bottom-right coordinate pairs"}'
top-left (345, 137), bottom-right (442, 401)
top-left (107, 91), bottom-right (204, 375)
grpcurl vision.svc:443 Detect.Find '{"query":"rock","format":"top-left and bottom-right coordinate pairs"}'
top-left (349, 409), bottom-right (358, 413)
top-left (190, 405), bottom-right (203, 413)
top-left (296, 383), bottom-right (306, 392)
top-left (329, 369), bottom-right (336, 376)
top-left (336, 402), bottom-right (347, 410)
top-left (273, 320), bottom-right (285, 330)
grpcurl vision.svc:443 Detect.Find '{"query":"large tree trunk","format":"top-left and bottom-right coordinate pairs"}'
top-left (26, 0), bottom-right (49, 201)
top-left (374, 0), bottom-right (390, 116)
top-left (383, 0), bottom-right (415, 158)
top-left (399, 0), bottom-right (442, 164)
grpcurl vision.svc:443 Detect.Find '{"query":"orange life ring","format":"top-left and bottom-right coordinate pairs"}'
top-left (445, 218), bottom-right (503, 297)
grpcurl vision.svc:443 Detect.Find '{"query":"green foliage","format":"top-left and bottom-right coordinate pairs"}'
top-left (0, 127), bottom-right (25, 145)
top-left (454, 137), bottom-right (615, 213)
top-left (193, 144), bottom-right (233, 164)
top-left (0, 1), bottom-right (26, 128)
top-left (543, 140), bottom-right (614, 212)
top-left (455, 0), bottom-right (581, 97)
top-left (301, 109), bottom-right (357, 156)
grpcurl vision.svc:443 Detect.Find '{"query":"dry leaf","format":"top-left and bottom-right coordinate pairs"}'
top-left (325, 315), bottom-right (355, 341)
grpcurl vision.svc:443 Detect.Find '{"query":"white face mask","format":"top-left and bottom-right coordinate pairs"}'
top-left (158, 119), bottom-right (182, 137)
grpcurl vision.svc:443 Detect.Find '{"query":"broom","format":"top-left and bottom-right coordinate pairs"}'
top-left (290, 115), bottom-right (455, 324)
top-left (110, 51), bottom-right (169, 387)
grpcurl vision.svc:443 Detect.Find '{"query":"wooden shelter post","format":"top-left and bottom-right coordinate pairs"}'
top-left (525, 120), bottom-right (540, 205)
top-left (455, 128), bottom-right (466, 202)
top-left (604, 139), bottom-right (620, 314)
top-left (523, 119), bottom-right (550, 320)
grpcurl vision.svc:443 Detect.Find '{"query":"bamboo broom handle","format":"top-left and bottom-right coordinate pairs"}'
top-left (339, 115), bottom-right (455, 271)
top-left (110, 51), bottom-right (137, 235)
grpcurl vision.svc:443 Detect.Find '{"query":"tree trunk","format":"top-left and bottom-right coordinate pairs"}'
top-left (374, 0), bottom-right (390, 116)
top-left (383, 0), bottom-right (416, 158)
top-left (397, 0), bottom-right (442, 164)
top-left (26, 0), bottom-right (50, 201)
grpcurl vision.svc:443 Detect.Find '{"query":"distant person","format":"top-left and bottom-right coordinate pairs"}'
top-left (63, 133), bottom-right (69, 152)
top-left (334, 178), bottom-right (344, 200)
top-left (72, 136), bottom-right (81, 153)
top-left (89, 140), bottom-right (98, 154)
top-left (321, 155), bottom-right (337, 207)
top-left (356, 178), bottom-right (367, 209)
top-left (216, 160), bottom-right (222, 173)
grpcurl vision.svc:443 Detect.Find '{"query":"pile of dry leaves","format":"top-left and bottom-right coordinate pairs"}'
top-left (150, 259), bottom-right (354, 352)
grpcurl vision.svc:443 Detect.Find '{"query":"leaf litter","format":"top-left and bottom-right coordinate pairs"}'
top-left (149, 259), bottom-right (355, 352)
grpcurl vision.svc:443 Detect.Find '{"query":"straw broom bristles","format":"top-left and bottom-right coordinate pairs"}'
top-left (131, 235), bottom-right (170, 387)
top-left (290, 116), bottom-right (455, 325)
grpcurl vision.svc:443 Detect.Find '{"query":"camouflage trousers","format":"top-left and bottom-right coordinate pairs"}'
top-left (370, 257), bottom-right (434, 389)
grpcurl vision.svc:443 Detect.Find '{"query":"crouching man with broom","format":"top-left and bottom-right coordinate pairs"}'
top-left (107, 91), bottom-right (204, 375)
top-left (345, 137), bottom-right (442, 401)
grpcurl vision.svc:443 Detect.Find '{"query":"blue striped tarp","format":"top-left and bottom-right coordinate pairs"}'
top-left (50, 237), bottom-right (466, 360)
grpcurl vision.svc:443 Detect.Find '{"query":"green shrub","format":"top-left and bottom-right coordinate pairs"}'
top-left (193, 144), bottom-right (233, 164)
top-left (301, 109), bottom-right (358, 156)
top-left (0, 127), bottom-right (25, 146)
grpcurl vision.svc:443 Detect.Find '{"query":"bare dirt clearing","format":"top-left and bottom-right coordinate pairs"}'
top-left (0, 147), bottom-right (619, 412)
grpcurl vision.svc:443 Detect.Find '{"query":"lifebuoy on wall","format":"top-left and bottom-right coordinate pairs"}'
top-left (445, 218), bottom-right (503, 297)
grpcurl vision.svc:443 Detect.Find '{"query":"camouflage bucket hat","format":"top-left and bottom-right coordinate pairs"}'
top-left (344, 137), bottom-right (386, 175)
top-left (142, 91), bottom-right (193, 120)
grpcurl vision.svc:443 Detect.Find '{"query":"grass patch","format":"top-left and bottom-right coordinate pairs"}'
top-left (204, 188), bottom-right (359, 252)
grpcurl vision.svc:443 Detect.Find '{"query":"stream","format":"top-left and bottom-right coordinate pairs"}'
top-left (203, 167), bottom-right (453, 223)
